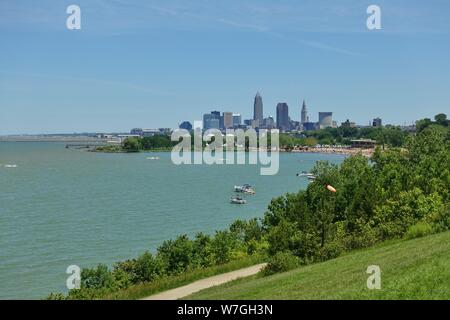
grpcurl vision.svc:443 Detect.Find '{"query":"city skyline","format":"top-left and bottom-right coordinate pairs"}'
top-left (1, 0), bottom-right (450, 134)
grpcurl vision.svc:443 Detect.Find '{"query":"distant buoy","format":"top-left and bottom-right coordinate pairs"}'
top-left (326, 185), bottom-right (337, 193)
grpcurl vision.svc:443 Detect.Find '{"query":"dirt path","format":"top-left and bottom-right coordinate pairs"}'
top-left (142, 263), bottom-right (267, 300)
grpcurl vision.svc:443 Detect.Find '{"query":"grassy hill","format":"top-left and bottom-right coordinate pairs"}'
top-left (186, 231), bottom-right (450, 300)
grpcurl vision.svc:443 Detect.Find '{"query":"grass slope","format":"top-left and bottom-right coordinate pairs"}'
top-left (101, 254), bottom-right (264, 300)
top-left (186, 231), bottom-right (450, 300)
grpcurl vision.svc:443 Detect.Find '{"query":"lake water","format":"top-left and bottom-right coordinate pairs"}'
top-left (0, 142), bottom-right (345, 299)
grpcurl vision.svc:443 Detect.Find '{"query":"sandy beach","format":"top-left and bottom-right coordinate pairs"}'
top-left (282, 146), bottom-right (374, 157)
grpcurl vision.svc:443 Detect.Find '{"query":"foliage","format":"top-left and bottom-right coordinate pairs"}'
top-left (262, 251), bottom-right (301, 276)
top-left (263, 114), bottom-right (449, 270)
top-left (49, 219), bottom-right (267, 299)
top-left (404, 222), bottom-right (433, 240)
top-left (122, 137), bottom-right (141, 152)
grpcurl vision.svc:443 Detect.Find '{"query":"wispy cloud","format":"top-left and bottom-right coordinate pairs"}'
top-left (216, 18), bottom-right (269, 32)
top-left (0, 71), bottom-right (171, 95)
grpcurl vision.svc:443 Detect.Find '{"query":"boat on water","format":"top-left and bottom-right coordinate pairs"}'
top-left (4, 164), bottom-right (18, 168)
top-left (230, 196), bottom-right (247, 204)
top-left (146, 157), bottom-right (160, 160)
top-left (296, 171), bottom-right (314, 177)
top-left (234, 184), bottom-right (256, 194)
top-left (296, 171), bottom-right (316, 180)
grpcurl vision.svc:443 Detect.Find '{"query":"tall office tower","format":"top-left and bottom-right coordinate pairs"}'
top-left (209, 111), bottom-right (221, 129)
top-left (301, 100), bottom-right (308, 124)
top-left (318, 112), bottom-right (333, 129)
top-left (253, 91), bottom-right (263, 127)
top-left (276, 103), bottom-right (290, 132)
top-left (203, 113), bottom-right (220, 130)
top-left (203, 111), bottom-right (221, 130)
top-left (223, 112), bottom-right (233, 129)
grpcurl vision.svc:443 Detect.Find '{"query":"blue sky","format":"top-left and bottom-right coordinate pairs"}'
top-left (1, 0), bottom-right (449, 134)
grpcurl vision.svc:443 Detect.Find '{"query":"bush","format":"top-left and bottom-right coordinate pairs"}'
top-left (262, 251), bottom-right (300, 276)
top-left (404, 222), bottom-right (433, 239)
top-left (81, 264), bottom-right (115, 290)
top-left (317, 241), bottom-right (344, 261)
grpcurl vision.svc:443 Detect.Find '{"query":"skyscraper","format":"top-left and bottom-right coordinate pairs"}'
top-left (253, 91), bottom-right (263, 128)
top-left (203, 112), bottom-right (221, 130)
top-left (276, 103), bottom-right (289, 132)
top-left (301, 100), bottom-right (308, 124)
top-left (223, 112), bottom-right (233, 129)
top-left (318, 112), bottom-right (333, 129)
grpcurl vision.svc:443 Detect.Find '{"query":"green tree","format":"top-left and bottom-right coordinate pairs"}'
top-left (434, 113), bottom-right (448, 127)
top-left (122, 137), bottom-right (141, 152)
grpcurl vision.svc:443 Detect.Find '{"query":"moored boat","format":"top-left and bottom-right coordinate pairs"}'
top-left (234, 184), bottom-right (256, 194)
top-left (230, 196), bottom-right (247, 204)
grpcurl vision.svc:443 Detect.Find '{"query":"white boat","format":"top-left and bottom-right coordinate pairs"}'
top-left (4, 164), bottom-right (18, 168)
top-left (146, 157), bottom-right (160, 160)
top-left (296, 171), bottom-right (314, 177)
top-left (234, 184), bottom-right (256, 195)
top-left (297, 171), bottom-right (316, 180)
top-left (230, 196), bottom-right (247, 204)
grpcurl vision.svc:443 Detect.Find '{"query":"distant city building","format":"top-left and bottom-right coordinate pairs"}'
top-left (253, 91), bottom-right (263, 128)
top-left (203, 113), bottom-right (220, 130)
top-left (223, 112), bottom-right (233, 129)
top-left (301, 100), bottom-right (308, 124)
top-left (372, 117), bottom-right (382, 127)
top-left (143, 129), bottom-right (162, 137)
top-left (179, 121), bottom-right (192, 131)
top-left (290, 120), bottom-right (301, 131)
top-left (303, 122), bottom-right (318, 131)
top-left (276, 103), bottom-right (290, 132)
top-left (263, 116), bottom-right (275, 129)
top-left (318, 112), bottom-right (333, 129)
top-left (130, 128), bottom-right (143, 136)
top-left (250, 119), bottom-right (259, 129)
top-left (351, 139), bottom-right (377, 148)
top-left (232, 113), bottom-right (242, 127)
top-left (244, 119), bottom-right (252, 126)
top-left (210, 111), bottom-right (223, 129)
top-left (341, 119), bottom-right (356, 128)
top-left (130, 128), bottom-right (165, 137)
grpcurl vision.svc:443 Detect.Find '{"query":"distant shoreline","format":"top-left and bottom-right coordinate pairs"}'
top-left (0, 138), bottom-right (375, 157)
top-left (283, 147), bottom-right (374, 157)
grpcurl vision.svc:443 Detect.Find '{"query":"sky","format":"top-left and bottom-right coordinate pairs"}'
top-left (1, 0), bottom-right (449, 134)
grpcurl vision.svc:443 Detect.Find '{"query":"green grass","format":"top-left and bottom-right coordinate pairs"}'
top-left (101, 254), bottom-right (265, 300)
top-left (186, 231), bottom-right (450, 300)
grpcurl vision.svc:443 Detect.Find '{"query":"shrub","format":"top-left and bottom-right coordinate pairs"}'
top-left (317, 241), bottom-right (344, 261)
top-left (80, 264), bottom-right (115, 290)
top-left (262, 251), bottom-right (300, 276)
top-left (404, 221), bottom-right (433, 239)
